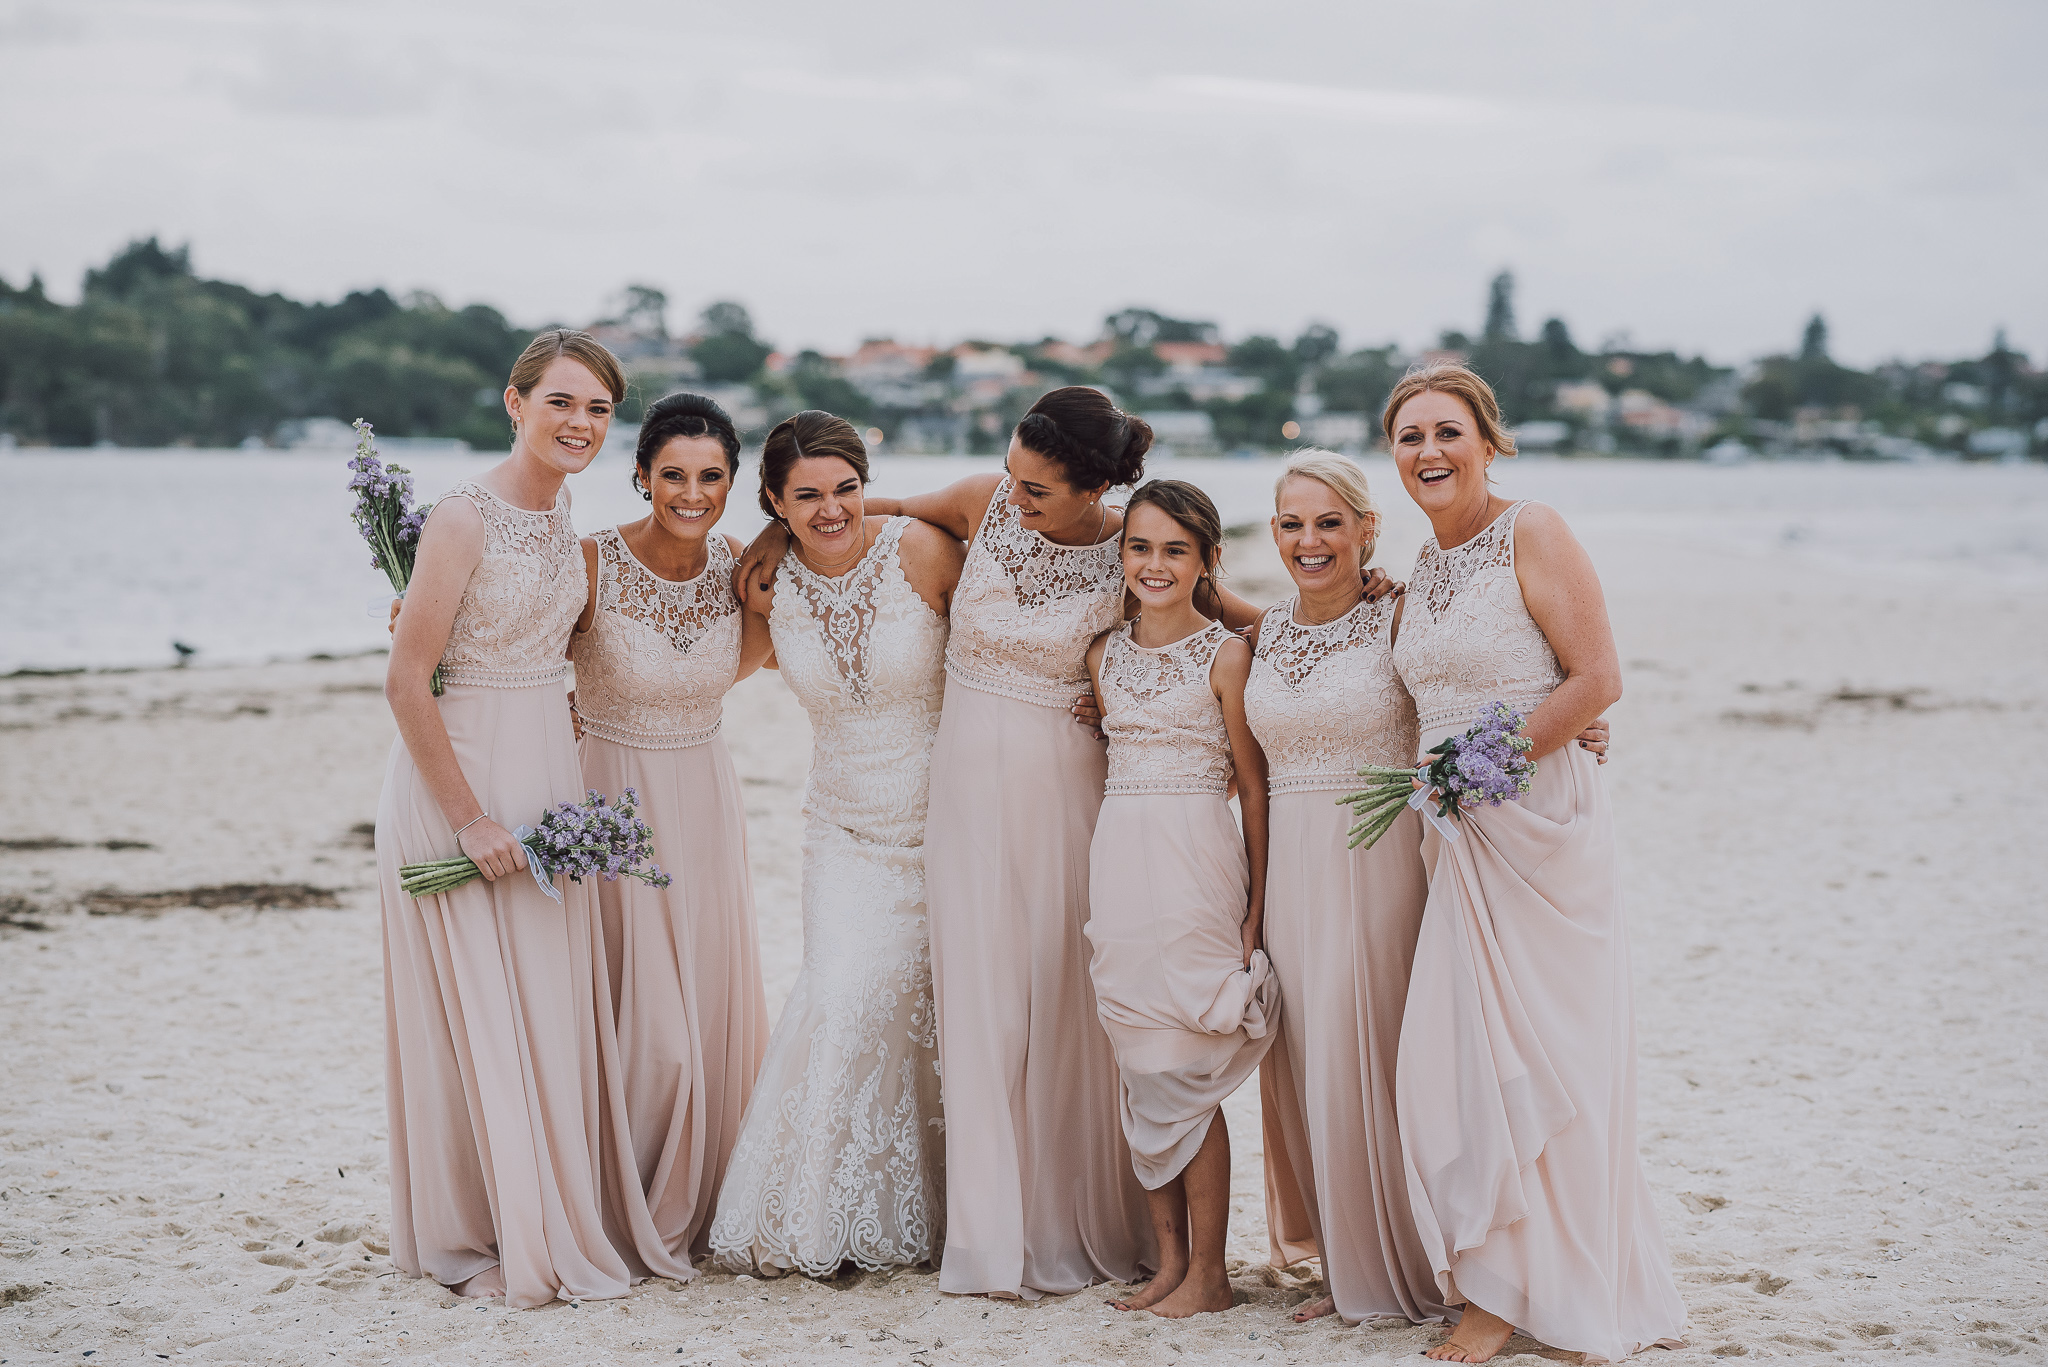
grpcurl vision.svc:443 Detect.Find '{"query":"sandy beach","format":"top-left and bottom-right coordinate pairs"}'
top-left (3, 493), bottom-right (2044, 1366)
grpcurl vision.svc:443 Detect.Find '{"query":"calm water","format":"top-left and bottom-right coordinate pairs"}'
top-left (3, 444), bottom-right (2044, 674)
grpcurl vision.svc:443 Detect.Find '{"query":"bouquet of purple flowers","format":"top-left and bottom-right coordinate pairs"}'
top-left (347, 419), bottom-right (440, 695)
top-left (398, 788), bottom-right (672, 902)
top-left (1339, 701), bottom-right (1537, 849)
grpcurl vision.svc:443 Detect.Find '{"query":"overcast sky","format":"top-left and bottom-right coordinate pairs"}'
top-left (3, 0), bottom-right (2042, 366)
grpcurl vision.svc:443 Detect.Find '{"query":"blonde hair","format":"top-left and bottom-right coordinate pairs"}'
top-left (1380, 362), bottom-right (1517, 458)
top-left (1274, 447), bottom-right (1380, 568)
top-left (508, 328), bottom-right (627, 402)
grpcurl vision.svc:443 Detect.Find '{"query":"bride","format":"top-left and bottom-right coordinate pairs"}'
top-left (707, 409), bottom-right (965, 1276)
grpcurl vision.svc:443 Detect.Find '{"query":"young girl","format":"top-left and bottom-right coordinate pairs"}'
top-left (1083, 479), bottom-right (1278, 1319)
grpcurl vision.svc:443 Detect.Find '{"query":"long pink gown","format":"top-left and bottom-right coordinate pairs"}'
top-left (1243, 595), bottom-right (1446, 1324)
top-left (927, 478), bottom-right (1153, 1297)
top-left (1085, 619), bottom-right (1278, 1189)
top-left (569, 528), bottom-right (769, 1277)
top-left (1390, 500), bottom-right (1687, 1363)
top-left (375, 480), bottom-right (632, 1308)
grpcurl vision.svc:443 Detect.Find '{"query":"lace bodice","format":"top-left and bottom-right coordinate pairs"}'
top-left (567, 528), bottom-right (741, 748)
top-left (1244, 595), bottom-right (1419, 791)
top-left (1392, 500), bottom-right (1565, 736)
top-left (945, 478), bottom-right (1126, 708)
top-left (770, 518), bottom-right (949, 846)
top-left (1098, 620), bottom-right (1235, 797)
top-left (436, 481), bottom-right (585, 689)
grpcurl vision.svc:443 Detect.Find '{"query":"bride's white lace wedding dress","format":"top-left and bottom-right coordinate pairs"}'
top-left (707, 517), bottom-right (950, 1276)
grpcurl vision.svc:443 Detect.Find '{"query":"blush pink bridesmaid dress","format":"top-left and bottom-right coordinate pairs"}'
top-left (1243, 594), bottom-right (1446, 1325)
top-left (927, 478), bottom-right (1153, 1297)
top-left (1085, 619), bottom-right (1278, 1190)
top-left (375, 481), bottom-right (631, 1308)
top-left (569, 527), bottom-right (769, 1278)
top-left (1390, 500), bottom-right (1687, 1363)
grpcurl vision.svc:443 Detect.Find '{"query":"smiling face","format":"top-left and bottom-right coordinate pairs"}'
top-left (1272, 475), bottom-right (1375, 596)
top-left (506, 357), bottom-right (613, 475)
top-left (1391, 389), bottom-right (1493, 518)
top-left (1121, 502), bottom-right (1211, 612)
top-left (767, 455), bottom-right (867, 563)
top-left (640, 433), bottom-right (733, 546)
top-left (1005, 435), bottom-right (1108, 540)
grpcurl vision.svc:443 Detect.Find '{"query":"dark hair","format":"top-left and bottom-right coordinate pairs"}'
top-left (637, 393), bottom-right (741, 498)
top-left (508, 327), bottom-right (626, 401)
top-left (1015, 386), bottom-right (1152, 490)
top-left (758, 410), bottom-right (870, 519)
top-left (1124, 478), bottom-right (1225, 580)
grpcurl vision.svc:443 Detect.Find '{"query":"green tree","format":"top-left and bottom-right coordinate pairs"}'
top-left (1483, 270), bottom-right (1518, 343)
top-left (691, 300), bottom-right (772, 383)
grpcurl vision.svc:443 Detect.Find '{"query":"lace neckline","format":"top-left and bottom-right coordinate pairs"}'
top-left (612, 525), bottom-right (715, 586)
top-left (1429, 498), bottom-right (1521, 555)
top-left (785, 519), bottom-right (896, 590)
top-left (1289, 591), bottom-right (1371, 631)
top-left (1126, 617), bottom-right (1227, 655)
top-left (453, 478), bottom-right (564, 518)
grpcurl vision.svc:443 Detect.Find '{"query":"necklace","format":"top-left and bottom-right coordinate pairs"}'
top-left (797, 518), bottom-right (870, 576)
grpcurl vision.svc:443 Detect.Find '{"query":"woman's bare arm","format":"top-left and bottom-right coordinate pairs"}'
top-left (383, 498), bottom-right (528, 880)
top-left (896, 518), bottom-right (968, 617)
top-left (1212, 637), bottom-right (1268, 966)
top-left (1514, 503), bottom-right (1623, 762)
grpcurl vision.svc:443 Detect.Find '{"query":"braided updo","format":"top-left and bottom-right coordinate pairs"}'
top-left (1014, 386), bottom-right (1153, 491)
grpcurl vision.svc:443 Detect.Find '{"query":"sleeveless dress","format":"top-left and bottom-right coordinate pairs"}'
top-left (707, 518), bottom-right (949, 1275)
top-left (1084, 619), bottom-right (1280, 1189)
top-left (1243, 595), bottom-right (1446, 1324)
top-left (375, 480), bottom-right (633, 1308)
top-left (569, 528), bottom-right (770, 1275)
top-left (926, 478), bottom-right (1153, 1297)
top-left (1391, 501), bottom-right (1687, 1362)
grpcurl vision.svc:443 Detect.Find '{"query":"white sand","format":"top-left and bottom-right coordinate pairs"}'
top-left (3, 509), bottom-right (2044, 1365)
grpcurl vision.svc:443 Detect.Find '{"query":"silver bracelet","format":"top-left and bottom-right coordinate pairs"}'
top-left (452, 813), bottom-right (491, 850)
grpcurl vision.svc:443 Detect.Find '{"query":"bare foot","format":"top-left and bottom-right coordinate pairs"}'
top-left (1141, 1264), bottom-right (1234, 1319)
top-left (1425, 1304), bottom-right (1515, 1363)
top-left (1108, 1266), bottom-right (1185, 1312)
top-left (451, 1266), bottom-right (505, 1299)
top-left (1292, 1293), bottom-right (1336, 1322)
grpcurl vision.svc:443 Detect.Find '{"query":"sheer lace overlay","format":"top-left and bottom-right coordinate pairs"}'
top-left (1392, 500), bottom-right (1565, 734)
top-left (1099, 620), bottom-right (1234, 797)
top-left (1244, 595), bottom-right (1418, 793)
top-left (708, 516), bottom-right (949, 1275)
top-left (436, 481), bottom-right (584, 689)
top-left (945, 478), bottom-right (1126, 708)
top-left (568, 529), bottom-right (741, 749)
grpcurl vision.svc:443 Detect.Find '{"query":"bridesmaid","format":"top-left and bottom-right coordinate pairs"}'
top-left (569, 392), bottom-right (773, 1277)
top-left (1242, 449), bottom-right (1445, 1326)
top-left (377, 328), bottom-right (633, 1308)
top-left (1084, 480), bottom-right (1278, 1320)
top-left (1383, 365), bottom-right (1686, 1363)
top-left (1250, 451), bottom-right (1613, 1329)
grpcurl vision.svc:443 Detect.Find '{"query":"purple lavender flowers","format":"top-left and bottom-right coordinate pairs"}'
top-left (346, 418), bottom-right (440, 694)
top-left (1339, 701), bottom-right (1537, 850)
top-left (398, 788), bottom-right (673, 902)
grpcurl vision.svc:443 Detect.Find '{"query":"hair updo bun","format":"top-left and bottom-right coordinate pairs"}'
top-left (636, 391), bottom-right (742, 487)
top-left (1015, 386), bottom-right (1152, 491)
top-left (757, 410), bottom-right (870, 520)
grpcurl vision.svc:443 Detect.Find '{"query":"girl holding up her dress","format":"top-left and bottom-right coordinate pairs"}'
top-left (1383, 366), bottom-right (1685, 1363)
top-left (1083, 480), bottom-right (1279, 1320)
top-left (708, 410), bottom-right (966, 1278)
top-left (376, 329), bottom-right (632, 1308)
top-left (569, 392), bottom-right (773, 1277)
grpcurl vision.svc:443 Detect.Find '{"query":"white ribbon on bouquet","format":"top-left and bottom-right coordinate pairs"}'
top-left (1408, 764), bottom-right (1462, 843)
top-left (511, 825), bottom-right (563, 904)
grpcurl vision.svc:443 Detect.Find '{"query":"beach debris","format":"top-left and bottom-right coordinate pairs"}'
top-left (77, 883), bottom-right (340, 916)
top-left (0, 838), bottom-right (153, 852)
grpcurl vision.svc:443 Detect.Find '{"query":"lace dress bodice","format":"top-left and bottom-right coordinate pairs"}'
top-left (769, 518), bottom-right (949, 846)
top-left (436, 481), bottom-right (585, 689)
top-left (1392, 500), bottom-right (1565, 736)
top-left (945, 477), bottom-right (1127, 708)
top-left (568, 528), bottom-right (741, 748)
top-left (1098, 620), bottom-right (1235, 797)
top-left (1244, 595), bottom-right (1419, 791)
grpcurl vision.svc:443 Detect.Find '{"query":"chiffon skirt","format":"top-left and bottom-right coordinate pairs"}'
top-left (579, 732), bottom-right (770, 1277)
top-left (925, 680), bottom-right (1153, 1297)
top-left (1397, 735), bottom-right (1687, 1362)
top-left (1258, 796), bottom-right (1446, 1323)
top-left (1085, 793), bottom-right (1279, 1189)
top-left (376, 681), bottom-right (632, 1309)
